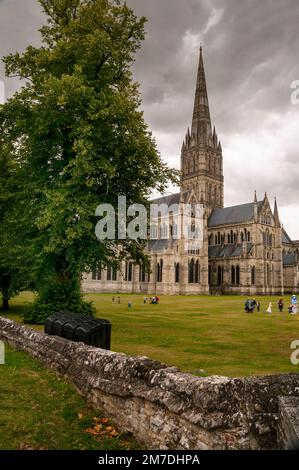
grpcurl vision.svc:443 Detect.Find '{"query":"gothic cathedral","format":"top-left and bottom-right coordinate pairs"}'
top-left (83, 49), bottom-right (299, 295)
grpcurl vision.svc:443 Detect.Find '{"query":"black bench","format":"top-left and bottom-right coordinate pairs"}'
top-left (45, 311), bottom-right (111, 350)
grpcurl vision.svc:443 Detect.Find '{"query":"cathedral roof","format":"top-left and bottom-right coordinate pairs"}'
top-left (209, 243), bottom-right (253, 258)
top-left (150, 190), bottom-right (194, 207)
top-left (150, 192), bottom-right (181, 207)
top-left (283, 252), bottom-right (297, 266)
top-left (148, 239), bottom-right (171, 252)
top-left (208, 201), bottom-right (264, 227)
top-left (282, 228), bottom-right (293, 245)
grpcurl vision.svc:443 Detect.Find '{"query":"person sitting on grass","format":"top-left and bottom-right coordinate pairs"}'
top-left (251, 299), bottom-right (257, 313)
top-left (245, 299), bottom-right (254, 313)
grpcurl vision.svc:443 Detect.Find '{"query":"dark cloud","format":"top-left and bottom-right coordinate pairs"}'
top-left (128, 0), bottom-right (299, 131)
top-left (0, 0), bottom-right (298, 237)
top-left (127, 0), bottom-right (299, 238)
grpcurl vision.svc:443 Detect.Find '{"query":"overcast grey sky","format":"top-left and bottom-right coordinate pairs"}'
top-left (0, 0), bottom-right (299, 238)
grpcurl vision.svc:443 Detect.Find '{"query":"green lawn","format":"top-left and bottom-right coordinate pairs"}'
top-left (0, 344), bottom-right (139, 450)
top-left (3, 291), bottom-right (299, 377)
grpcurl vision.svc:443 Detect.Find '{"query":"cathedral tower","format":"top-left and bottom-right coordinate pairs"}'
top-left (181, 47), bottom-right (224, 213)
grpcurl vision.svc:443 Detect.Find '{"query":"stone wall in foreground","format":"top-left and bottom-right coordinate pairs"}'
top-left (1, 316), bottom-right (299, 450)
top-left (278, 397), bottom-right (299, 449)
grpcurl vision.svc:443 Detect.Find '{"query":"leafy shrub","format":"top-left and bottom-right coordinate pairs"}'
top-left (23, 282), bottom-right (95, 324)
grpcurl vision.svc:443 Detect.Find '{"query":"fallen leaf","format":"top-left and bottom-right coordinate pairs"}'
top-left (94, 424), bottom-right (103, 433)
top-left (85, 428), bottom-right (97, 435)
top-left (100, 418), bottom-right (109, 425)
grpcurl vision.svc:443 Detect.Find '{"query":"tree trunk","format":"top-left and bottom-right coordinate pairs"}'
top-left (2, 290), bottom-right (9, 311)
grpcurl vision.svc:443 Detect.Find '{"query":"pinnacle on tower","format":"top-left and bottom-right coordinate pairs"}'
top-left (213, 126), bottom-right (217, 146)
top-left (191, 47), bottom-right (212, 144)
top-left (274, 197), bottom-right (280, 227)
top-left (254, 190), bottom-right (258, 220)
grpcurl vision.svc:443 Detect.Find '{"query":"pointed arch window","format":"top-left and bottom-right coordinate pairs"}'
top-left (107, 266), bottom-right (117, 281)
top-left (175, 263), bottom-right (180, 283)
top-left (92, 267), bottom-right (102, 281)
top-left (125, 262), bottom-right (133, 282)
top-left (188, 259), bottom-right (200, 284)
top-left (157, 259), bottom-right (163, 283)
top-left (189, 259), bottom-right (195, 284)
top-left (231, 265), bottom-right (236, 285)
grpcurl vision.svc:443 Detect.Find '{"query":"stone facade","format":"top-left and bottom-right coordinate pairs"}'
top-left (82, 48), bottom-right (299, 296)
top-left (1, 316), bottom-right (299, 450)
top-left (278, 397), bottom-right (299, 449)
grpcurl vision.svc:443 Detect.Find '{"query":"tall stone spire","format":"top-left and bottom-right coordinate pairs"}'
top-left (181, 47), bottom-right (224, 211)
top-left (191, 46), bottom-right (212, 144)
